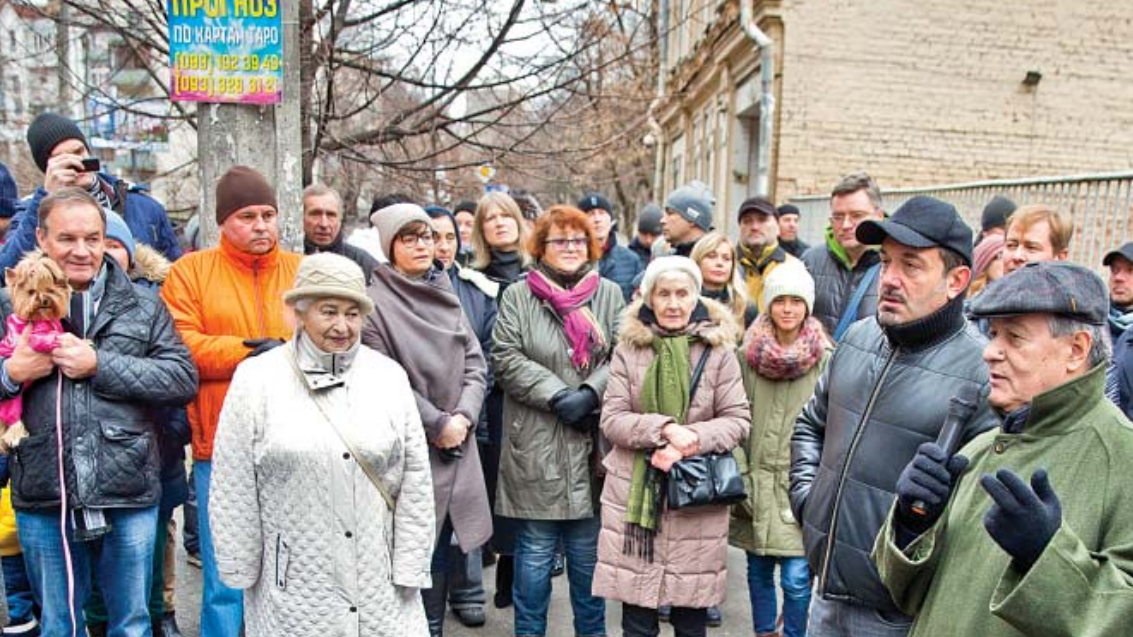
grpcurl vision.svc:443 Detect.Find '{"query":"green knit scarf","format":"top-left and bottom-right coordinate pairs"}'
top-left (624, 335), bottom-right (692, 561)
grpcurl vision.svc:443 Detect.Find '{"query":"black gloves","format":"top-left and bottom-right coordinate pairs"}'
top-left (550, 386), bottom-right (599, 430)
top-left (895, 443), bottom-right (969, 536)
top-left (980, 468), bottom-right (1062, 572)
top-left (243, 338), bottom-right (285, 358)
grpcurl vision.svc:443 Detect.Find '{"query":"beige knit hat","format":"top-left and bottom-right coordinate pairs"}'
top-left (283, 253), bottom-right (374, 315)
top-left (370, 203), bottom-right (433, 262)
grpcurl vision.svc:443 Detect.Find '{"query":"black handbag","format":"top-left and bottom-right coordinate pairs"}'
top-left (664, 347), bottom-right (747, 510)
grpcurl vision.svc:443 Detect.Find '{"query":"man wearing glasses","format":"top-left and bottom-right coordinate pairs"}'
top-left (802, 173), bottom-right (885, 340)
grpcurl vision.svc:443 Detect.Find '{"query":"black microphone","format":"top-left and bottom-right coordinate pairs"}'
top-left (910, 385), bottom-right (979, 518)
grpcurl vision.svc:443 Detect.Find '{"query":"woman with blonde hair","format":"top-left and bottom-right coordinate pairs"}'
top-left (470, 192), bottom-right (533, 292)
top-left (691, 232), bottom-right (757, 330)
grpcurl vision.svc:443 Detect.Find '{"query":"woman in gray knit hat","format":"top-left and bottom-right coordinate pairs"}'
top-left (363, 203), bottom-right (492, 637)
top-left (208, 252), bottom-right (436, 637)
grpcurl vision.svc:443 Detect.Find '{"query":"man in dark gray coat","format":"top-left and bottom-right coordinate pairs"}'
top-left (1, 188), bottom-right (197, 637)
top-left (790, 196), bottom-right (996, 637)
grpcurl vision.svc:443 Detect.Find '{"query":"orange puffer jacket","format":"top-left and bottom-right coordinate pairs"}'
top-left (162, 235), bottom-right (301, 460)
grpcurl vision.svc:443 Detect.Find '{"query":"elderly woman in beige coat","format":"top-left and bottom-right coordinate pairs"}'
top-left (210, 253), bottom-right (435, 637)
top-left (593, 256), bottom-right (750, 637)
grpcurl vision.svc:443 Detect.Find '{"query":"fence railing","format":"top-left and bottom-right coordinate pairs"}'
top-left (789, 171), bottom-right (1133, 270)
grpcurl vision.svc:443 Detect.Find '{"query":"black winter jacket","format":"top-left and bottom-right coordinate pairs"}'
top-left (2, 258), bottom-right (198, 511)
top-left (801, 244), bottom-right (881, 338)
top-left (599, 234), bottom-right (644, 302)
top-left (789, 298), bottom-right (995, 615)
top-left (304, 234), bottom-right (379, 285)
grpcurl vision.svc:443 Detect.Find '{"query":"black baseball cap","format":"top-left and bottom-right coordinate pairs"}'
top-left (857, 195), bottom-right (973, 266)
top-left (1103, 242), bottom-right (1133, 267)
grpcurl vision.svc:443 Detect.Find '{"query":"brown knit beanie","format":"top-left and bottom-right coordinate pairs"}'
top-left (215, 166), bottom-right (277, 224)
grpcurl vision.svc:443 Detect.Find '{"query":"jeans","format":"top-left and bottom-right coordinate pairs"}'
top-left (513, 517), bottom-right (604, 637)
top-left (3, 553), bottom-right (36, 629)
top-left (196, 461), bottom-right (243, 637)
top-left (86, 501), bottom-right (176, 624)
top-left (807, 594), bottom-right (912, 637)
top-left (622, 603), bottom-right (705, 637)
top-left (18, 506), bottom-right (157, 637)
top-left (745, 554), bottom-right (810, 637)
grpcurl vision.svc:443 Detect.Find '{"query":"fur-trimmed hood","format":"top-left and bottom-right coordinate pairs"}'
top-left (130, 243), bottom-right (172, 285)
top-left (618, 296), bottom-right (740, 349)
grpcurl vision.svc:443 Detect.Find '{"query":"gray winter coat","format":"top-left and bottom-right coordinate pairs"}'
top-left (492, 272), bottom-right (625, 520)
top-left (789, 300), bottom-right (996, 615)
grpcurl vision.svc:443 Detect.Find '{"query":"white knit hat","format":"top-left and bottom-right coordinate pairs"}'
top-left (283, 253), bottom-right (374, 315)
top-left (640, 255), bottom-right (703, 307)
top-left (762, 261), bottom-right (815, 315)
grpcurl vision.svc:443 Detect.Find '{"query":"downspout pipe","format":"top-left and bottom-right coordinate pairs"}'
top-left (739, 1), bottom-right (775, 198)
top-left (650, 0), bottom-right (669, 201)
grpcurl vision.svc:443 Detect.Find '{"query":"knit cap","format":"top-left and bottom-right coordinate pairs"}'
top-left (424, 204), bottom-right (461, 254)
top-left (26, 112), bottom-right (88, 173)
top-left (215, 166), bottom-right (277, 225)
top-left (283, 253), bottom-right (374, 315)
top-left (370, 203), bottom-right (433, 261)
top-left (762, 261), bottom-right (815, 315)
top-left (0, 162), bottom-right (17, 219)
top-left (981, 195), bottom-right (1016, 233)
top-left (972, 234), bottom-right (1005, 279)
top-left (665, 181), bottom-right (715, 232)
top-left (637, 203), bottom-right (662, 234)
top-left (578, 192), bottom-right (613, 215)
top-left (640, 255), bottom-right (702, 307)
top-left (104, 209), bottom-right (136, 265)
top-left (777, 204), bottom-right (801, 218)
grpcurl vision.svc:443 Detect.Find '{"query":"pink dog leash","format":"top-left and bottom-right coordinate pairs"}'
top-left (53, 369), bottom-right (78, 635)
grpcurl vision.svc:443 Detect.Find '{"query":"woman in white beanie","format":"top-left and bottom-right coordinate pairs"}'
top-left (209, 253), bottom-right (436, 637)
top-left (592, 256), bottom-right (750, 637)
top-left (730, 261), bottom-right (831, 637)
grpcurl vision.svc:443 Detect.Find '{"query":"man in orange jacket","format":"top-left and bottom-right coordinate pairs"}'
top-left (161, 166), bottom-right (301, 637)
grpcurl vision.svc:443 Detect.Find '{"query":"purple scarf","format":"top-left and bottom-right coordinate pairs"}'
top-left (527, 269), bottom-right (607, 370)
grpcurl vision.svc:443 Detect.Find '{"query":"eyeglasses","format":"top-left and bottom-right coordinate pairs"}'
top-left (398, 232), bottom-right (437, 247)
top-left (544, 237), bottom-right (588, 250)
top-left (830, 211), bottom-right (874, 226)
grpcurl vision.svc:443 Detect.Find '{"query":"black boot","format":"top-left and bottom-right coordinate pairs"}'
top-left (493, 554), bottom-right (514, 608)
top-left (87, 622), bottom-right (109, 637)
top-left (422, 571), bottom-right (448, 637)
top-left (151, 616), bottom-right (166, 637)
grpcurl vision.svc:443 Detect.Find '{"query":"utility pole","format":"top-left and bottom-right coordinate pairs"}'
top-left (193, 2), bottom-right (303, 251)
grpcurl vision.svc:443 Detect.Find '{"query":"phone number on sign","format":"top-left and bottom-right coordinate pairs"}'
top-left (174, 52), bottom-right (281, 72)
top-left (175, 74), bottom-right (278, 96)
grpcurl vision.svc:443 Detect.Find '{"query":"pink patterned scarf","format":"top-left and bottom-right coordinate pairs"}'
top-left (527, 268), bottom-right (607, 370)
top-left (744, 314), bottom-right (826, 381)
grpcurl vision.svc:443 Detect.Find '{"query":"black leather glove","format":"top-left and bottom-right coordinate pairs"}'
top-left (980, 468), bottom-right (1062, 572)
top-left (550, 386), bottom-right (599, 429)
top-left (895, 443), bottom-right (969, 537)
top-left (243, 338), bottom-right (285, 358)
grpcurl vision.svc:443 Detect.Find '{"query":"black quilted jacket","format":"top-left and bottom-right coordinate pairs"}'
top-left (1, 258), bottom-right (198, 511)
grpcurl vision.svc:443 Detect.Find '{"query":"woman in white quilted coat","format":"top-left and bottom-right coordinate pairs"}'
top-left (209, 253), bottom-right (436, 637)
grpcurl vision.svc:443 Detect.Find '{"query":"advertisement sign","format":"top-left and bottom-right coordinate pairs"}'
top-left (167, 0), bottom-right (283, 104)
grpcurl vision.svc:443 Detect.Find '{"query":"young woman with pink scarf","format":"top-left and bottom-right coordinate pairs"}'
top-left (491, 205), bottom-right (625, 637)
top-left (730, 261), bottom-right (832, 637)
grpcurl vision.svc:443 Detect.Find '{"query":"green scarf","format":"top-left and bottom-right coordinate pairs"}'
top-left (624, 335), bottom-right (692, 561)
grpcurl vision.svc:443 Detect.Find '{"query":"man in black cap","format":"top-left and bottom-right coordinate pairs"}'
top-left (975, 194), bottom-right (1016, 247)
top-left (0, 160), bottom-right (21, 245)
top-left (874, 261), bottom-right (1133, 637)
top-left (1104, 242), bottom-right (1133, 419)
top-left (777, 203), bottom-right (809, 258)
top-left (1, 112), bottom-right (181, 271)
top-left (628, 203), bottom-right (662, 266)
top-left (736, 196), bottom-right (796, 313)
top-left (791, 195), bottom-right (997, 637)
top-left (578, 192), bottom-right (642, 301)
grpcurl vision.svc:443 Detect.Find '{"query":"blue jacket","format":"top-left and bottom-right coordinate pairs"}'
top-left (450, 264), bottom-right (499, 440)
top-left (600, 234), bottom-right (644, 302)
top-left (0, 173), bottom-right (182, 273)
top-left (1112, 328), bottom-right (1133, 420)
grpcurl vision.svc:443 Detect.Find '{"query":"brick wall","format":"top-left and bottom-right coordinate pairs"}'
top-left (774, 0), bottom-right (1133, 200)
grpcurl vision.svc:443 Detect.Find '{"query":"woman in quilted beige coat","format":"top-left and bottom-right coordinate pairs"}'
top-left (593, 256), bottom-right (750, 637)
top-left (210, 254), bottom-right (435, 637)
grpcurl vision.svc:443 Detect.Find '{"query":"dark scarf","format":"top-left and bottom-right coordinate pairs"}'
top-left (737, 242), bottom-right (787, 275)
top-left (882, 293), bottom-right (966, 351)
top-left (303, 231), bottom-right (346, 256)
top-left (743, 314), bottom-right (826, 380)
top-left (482, 249), bottom-right (524, 285)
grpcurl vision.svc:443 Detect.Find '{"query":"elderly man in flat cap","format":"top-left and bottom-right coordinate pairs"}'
top-left (873, 261), bottom-right (1133, 637)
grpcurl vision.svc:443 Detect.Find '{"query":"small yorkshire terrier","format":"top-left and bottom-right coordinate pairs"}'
top-left (0, 250), bottom-right (71, 453)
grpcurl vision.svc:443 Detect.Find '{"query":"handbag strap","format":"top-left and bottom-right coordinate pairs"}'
top-left (833, 262), bottom-right (880, 342)
top-left (689, 345), bottom-right (712, 400)
top-left (283, 345), bottom-right (395, 510)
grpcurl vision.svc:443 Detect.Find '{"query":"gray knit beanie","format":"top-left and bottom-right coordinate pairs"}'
top-left (370, 203), bottom-right (433, 262)
top-left (664, 181), bottom-right (715, 231)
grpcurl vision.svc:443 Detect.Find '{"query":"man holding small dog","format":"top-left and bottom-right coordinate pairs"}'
top-left (0, 112), bottom-right (182, 275)
top-left (0, 187), bottom-right (197, 637)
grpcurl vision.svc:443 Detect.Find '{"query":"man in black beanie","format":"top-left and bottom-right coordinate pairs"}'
top-left (1, 112), bottom-right (181, 274)
top-left (975, 195), bottom-right (1015, 247)
top-left (777, 203), bottom-right (809, 258)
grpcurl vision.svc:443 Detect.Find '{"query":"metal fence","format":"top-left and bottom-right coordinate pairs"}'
top-left (789, 171), bottom-right (1133, 270)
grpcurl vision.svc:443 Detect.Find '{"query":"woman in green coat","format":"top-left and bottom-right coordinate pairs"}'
top-left (731, 262), bottom-right (831, 637)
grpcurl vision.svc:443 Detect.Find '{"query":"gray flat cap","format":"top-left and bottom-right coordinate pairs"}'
top-left (968, 261), bottom-right (1108, 325)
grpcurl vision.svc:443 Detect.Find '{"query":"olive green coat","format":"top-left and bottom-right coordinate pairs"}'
top-left (873, 364), bottom-right (1133, 637)
top-left (491, 274), bottom-right (625, 520)
top-left (730, 347), bottom-right (831, 556)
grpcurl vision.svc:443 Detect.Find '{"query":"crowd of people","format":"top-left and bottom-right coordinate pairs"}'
top-left (0, 110), bottom-right (1129, 637)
